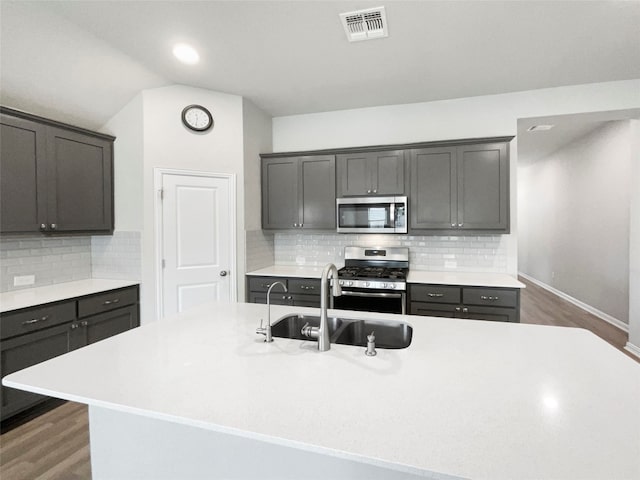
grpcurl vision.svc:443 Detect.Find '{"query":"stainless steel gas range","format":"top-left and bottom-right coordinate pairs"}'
top-left (333, 246), bottom-right (409, 314)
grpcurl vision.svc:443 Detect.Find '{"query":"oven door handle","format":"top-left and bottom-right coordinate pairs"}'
top-left (339, 291), bottom-right (403, 299)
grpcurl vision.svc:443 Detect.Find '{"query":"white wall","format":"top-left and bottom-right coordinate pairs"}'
top-left (100, 93), bottom-right (144, 232)
top-left (628, 119), bottom-right (640, 352)
top-left (518, 121), bottom-right (632, 324)
top-left (140, 85), bottom-right (245, 323)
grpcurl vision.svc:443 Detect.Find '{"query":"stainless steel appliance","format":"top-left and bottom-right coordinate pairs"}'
top-left (333, 246), bottom-right (409, 314)
top-left (336, 196), bottom-right (407, 234)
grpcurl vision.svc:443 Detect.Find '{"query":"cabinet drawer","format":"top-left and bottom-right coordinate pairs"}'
top-left (409, 284), bottom-right (460, 304)
top-left (288, 278), bottom-right (320, 295)
top-left (462, 288), bottom-right (517, 308)
top-left (0, 301), bottom-right (76, 340)
top-left (78, 286), bottom-right (138, 318)
top-left (248, 276), bottom-right (288, 293)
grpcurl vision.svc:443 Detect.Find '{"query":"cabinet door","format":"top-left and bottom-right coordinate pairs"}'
top-left (262, 158), bottom-right (299, 229)
top-left (1, 323), bottom-right (72, 420)
top-left (410, 302), bottom-right (458, 318)
top-left (461, 306), bottom-right (518, 323)
top-left (408, 147), bottom-right (457, 230)
top-left (290, 294), bottom-right (320, 308)
top-left (457, 143), bottom-right (508, 231)
top-left (336, 153), bottom-right (371, 196)
top-left (46, 127), bottom-right (113, 232)
top-left (371, 150), bottom-right (405, 195)
top-left (0, 114), bottom-right (48, 233)
top-left (299, 155), bottom-right (336, 229)
top-left (80, 306), bottom-right (139, 347)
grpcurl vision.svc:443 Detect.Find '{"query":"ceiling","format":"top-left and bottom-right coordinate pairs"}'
top-left (1, 1), bottom-right (639, 129)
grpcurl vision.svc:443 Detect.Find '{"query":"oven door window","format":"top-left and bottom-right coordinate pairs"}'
top-left (338, 204), bottom-right (392, 229)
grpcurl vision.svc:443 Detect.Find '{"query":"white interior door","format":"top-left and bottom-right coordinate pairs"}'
top-left (159, 172), bottom-right (234, 317)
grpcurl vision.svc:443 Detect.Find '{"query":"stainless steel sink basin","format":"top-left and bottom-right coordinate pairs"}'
top-left (334, 319), bottom-right (412, 349)
top-left (271, 314), bottom-right (412, 349)
top-left (270, 314), bottom-right (344, 341)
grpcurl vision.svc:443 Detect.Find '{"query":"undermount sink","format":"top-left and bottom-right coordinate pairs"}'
top-left (271, 314), bottom-right (413, 349)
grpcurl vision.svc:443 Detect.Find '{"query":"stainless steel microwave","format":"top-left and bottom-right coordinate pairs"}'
top-left (336, 196), bottom-right (407, 233)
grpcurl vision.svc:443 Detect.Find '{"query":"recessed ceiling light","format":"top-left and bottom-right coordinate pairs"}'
top-left (173, 43), bottom-right (199, 65)
top-left (527, 124), bottom-right (555, 132)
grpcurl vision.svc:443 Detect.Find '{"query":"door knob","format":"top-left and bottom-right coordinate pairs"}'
top-left (219, 270), bottom-right (228, 277)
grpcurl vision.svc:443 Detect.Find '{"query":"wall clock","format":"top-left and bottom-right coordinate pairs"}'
top-left (181, 104), bottom-right (214, 132)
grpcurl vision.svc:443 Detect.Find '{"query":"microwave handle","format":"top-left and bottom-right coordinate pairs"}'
top-left (390, 203), bottom-right (395, 223)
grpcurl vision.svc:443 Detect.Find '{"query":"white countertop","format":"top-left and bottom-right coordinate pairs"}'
top-left (4, 302), bottom-right (639, 479)
top-left (246, 265), bottom-right (341, 278)
top-left (406, 271), bottom-right (525, 288)
top-left (0, 279), bottom-right (139, 313)
top-left (248, 265), bottom-right (524, 289)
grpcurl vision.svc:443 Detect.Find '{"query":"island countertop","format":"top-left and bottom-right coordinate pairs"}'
top-left (4, 302), bottom-right (639, 479)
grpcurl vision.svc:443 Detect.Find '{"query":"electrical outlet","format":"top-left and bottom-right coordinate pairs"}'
top-left (14, 275), bottom-right (35, 286)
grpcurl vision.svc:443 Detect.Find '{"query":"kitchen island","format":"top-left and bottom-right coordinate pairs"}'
top-left (4, 301), bottom-right (640, 479)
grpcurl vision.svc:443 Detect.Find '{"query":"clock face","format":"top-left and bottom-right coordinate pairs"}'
top-left (181, 105), bottom-right (213, 132)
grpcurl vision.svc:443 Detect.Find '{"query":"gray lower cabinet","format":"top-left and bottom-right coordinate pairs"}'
top-left (0, 107), bottom-right (114, 234)
top-left (247, 276), bottom-right (321, 308)
top-left (336, 150), bottom-right (405, 196)
top-left (0, 285), bottom-right (139, 422)
top-left (262, 155), bottom-right (335, 230)
top-left (408, 142), bottom-right (509, 234)
top-left (408, 284), bottom-right (519, 322)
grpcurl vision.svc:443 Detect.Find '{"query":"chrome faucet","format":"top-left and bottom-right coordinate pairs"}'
top-left (301, 263), bottom-right (342, 351)
top-left (256, 281), bottom-right (287, 342)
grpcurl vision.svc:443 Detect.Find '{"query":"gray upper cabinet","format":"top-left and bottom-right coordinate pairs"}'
top-left (0, 107), bottom-right (114, 234)
top-left (337, 150), bottom-right (405, 196)
top-left (409, 142), bottom-right (509, 233)
top-left (262, 155), bottom-right (335, 230)
top-left (0, 114), bottom-right (47, 233)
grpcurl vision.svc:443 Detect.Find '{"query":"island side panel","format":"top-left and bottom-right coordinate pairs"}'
top-left (88, 406), bottom-right (458, 480)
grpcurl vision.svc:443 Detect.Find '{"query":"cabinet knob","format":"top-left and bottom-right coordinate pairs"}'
top-left (373, 189), bottom-right (377, 194)
top-left (293, 223), bottom-right (298, 227)
top-left (81, 320), bottom-right (88, 327)
top-left (451, 223), bottom-right (456, 227)
top-left (462, 307), bottom-right (468, 313)
top-left (455, 307), bottom-right (461, 312)
top-left (71, 323), bottom-right (79, 329)
top-left (458, 223), bottom-right (463, 227)
top-left (299, 223), bottom-right (303, 228)
top-left (50, 223), bottom-right (57, 230)
top-left (367, 189), bottom-right (371, 194)
top-left (40, 223), bottom-right (47, 230)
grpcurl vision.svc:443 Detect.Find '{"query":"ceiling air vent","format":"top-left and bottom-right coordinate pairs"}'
top-left (340, 6), bottom-right (388, 42)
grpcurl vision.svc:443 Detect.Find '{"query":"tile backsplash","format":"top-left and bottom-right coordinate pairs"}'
top-left (0, 231), bottom-right (142, 292)
top-left (245, 230), bottom-right (275, 272)
top-left (0, 236), bottom-right (92, 292)
top-left (274, 233), bottom-right (507, 273)
top-left (91, 231), bottom-right (142, 281)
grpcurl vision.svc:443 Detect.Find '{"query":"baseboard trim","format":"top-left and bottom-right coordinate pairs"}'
top-left (624, 342), bottom-right (640, 359)
top-left (518, 272), bottom-right (629, 333)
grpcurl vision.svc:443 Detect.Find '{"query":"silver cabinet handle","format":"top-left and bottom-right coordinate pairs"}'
top-left (427, 293), bottom-right (444, 298)
top-left (455, 307), bottom-right (461, 312)
top-left (71, 323), bottom-right (79, 329)
top-left (103, 299), bottom-right (120, 305)
top-left (462, 307), bottom-right (469, 313)
top-left (50, 223), bottom-right (57, 230)
top-left (81, 320), bottom-right (88, 326)
top-left (300, 285), bottom-right (315, 290)
top-left (480, 295), bottom-right (500, 301)
top-left (22, 315), bottom-right (49, 325)
top-left (219, 270), bottom-right (228, 277)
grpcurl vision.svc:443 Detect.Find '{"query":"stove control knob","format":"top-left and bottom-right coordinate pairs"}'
top-left (382, 283), bottom-right (388, 289)
top-left (389, 283), bottom-right (395, 289)
top-left (348, 281), bottom-right (353, 287)
top-left (339, 280), bottom-right (344, 286)
top-left (364, 282), bottom-right (370, 287)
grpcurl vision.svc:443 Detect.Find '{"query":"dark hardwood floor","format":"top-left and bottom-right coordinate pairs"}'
top-left (1, 280), bottom-right (636, 479)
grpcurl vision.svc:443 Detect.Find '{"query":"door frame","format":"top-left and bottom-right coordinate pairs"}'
top-left (154, 168), bottom-right (237, 318)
